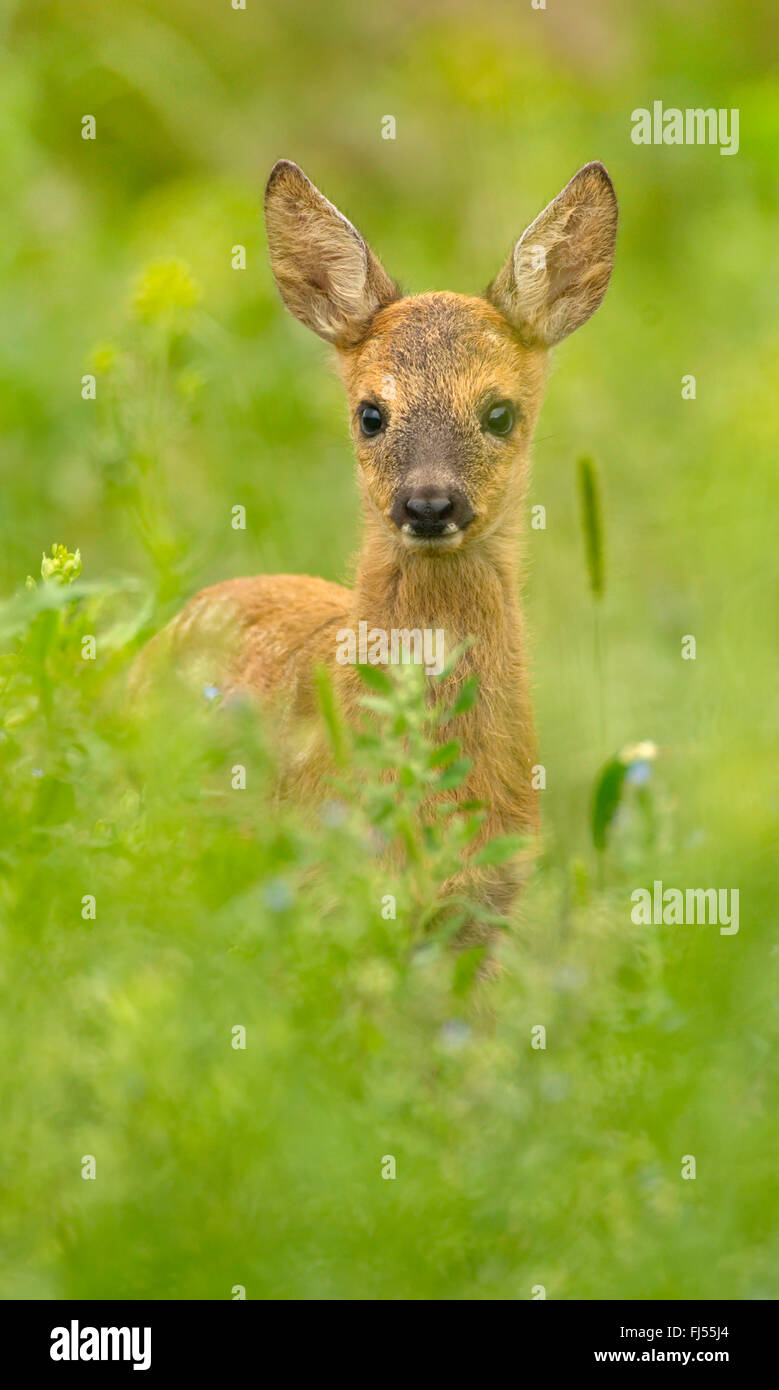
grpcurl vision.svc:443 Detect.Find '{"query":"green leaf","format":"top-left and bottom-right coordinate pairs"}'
top-left (359, 694), bottom-right (396, 718)
top-left (433, 636), bottom-right (476, 682)
top-left (446, 675), bottom-right (479, 719)
top-left (356, 662), bottom-right (393, 693)
top-left (472, 834), bottom-right (529, 867)
top-left (452, 947), bottom-right (487, 996)
top-left (591, 756), bottom-right (627, 851)
top-left (0, 575), bottom-right (147, 645)
top-left (434, 757), bottom-right (471, 790)
top-left (428, 738), bottom-right (461, 768)
top-left (577, 455), bottom-right (605, 600)
top-left (314, 664), bottom-right (348, 765)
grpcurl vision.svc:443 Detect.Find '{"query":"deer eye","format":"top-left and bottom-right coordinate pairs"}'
top-left (483, 401), bottom-right (515, 437)
top-left (358, 402), bottom-right (385, 437)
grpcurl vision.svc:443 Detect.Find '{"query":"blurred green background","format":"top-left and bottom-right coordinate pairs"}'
top-left (0, 0), bottom-right (776, 1299)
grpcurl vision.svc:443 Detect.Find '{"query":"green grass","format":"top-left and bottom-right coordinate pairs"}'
top-left (0, 0), bottom-right (776, 1300)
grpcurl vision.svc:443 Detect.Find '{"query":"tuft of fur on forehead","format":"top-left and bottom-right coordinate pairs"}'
top-left (339, 292), bottom-right (547, 416)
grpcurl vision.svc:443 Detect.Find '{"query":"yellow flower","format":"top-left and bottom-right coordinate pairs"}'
top-left (131, 258), bottom-right (202, 325)
top-left (41, 544), bottom-right (82, 585)
top-left (89, 341), bottom-right (120, 375)
top-left (619, 740), bottom-right (658, 765)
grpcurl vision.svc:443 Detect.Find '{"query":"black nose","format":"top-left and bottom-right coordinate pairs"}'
top-left (390, 486), bottom-right (474, 538)
top-left (405, 494), bottom-right (453, 526)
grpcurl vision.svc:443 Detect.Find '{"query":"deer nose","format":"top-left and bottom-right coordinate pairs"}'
top-left (391, 485), bottom-right (474, 538)
top-left (404, 494), bottom-right (454, 525)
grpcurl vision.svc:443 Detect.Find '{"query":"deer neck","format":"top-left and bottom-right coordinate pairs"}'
top-left (349, 514), bottom-right (523, 660)
top-left (344, 513), bottom-right (538, 831)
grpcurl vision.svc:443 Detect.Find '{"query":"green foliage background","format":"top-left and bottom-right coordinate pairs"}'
top-left (0, 0), bottom-right (776, 1299)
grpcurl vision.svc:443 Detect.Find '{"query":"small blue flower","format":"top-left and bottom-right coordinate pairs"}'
top-left (263, 878), bottom-right (293, 912)
top-left (552, 964), bottom-right (586, 993)
top-left (31, 768), bottom-right (44, 778)
top-left (626, 759), bottom-right (652, 786)
top-left (203, 683), bottom-right (221, 702)
top-left (636, 1163), bottom-right (663, 1192)
top-left (438, 1019), bottom-right (471, 1050)
top-left (540, 1072), bottom-right (571, 1103)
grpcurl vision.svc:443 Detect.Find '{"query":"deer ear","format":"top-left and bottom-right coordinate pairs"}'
top-left (264, 160), bottom-right (399, 347)
top-left (487, 163), bottom-right (617, 347)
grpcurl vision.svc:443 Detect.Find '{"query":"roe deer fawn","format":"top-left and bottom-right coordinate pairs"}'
top-left (136, 158), bottom-right (617, 925)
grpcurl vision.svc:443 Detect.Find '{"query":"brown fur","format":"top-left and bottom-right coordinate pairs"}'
top-left (134, 160), bottom-right (617, 926)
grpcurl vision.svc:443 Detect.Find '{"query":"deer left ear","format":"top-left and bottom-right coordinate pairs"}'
top-left (264, 160), bottom-right (399, 347)
top-left (487, 163), bottom-right (618, 347)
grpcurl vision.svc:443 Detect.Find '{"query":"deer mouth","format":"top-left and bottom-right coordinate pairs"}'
top-left (399, 520), bottom-right (467, 550)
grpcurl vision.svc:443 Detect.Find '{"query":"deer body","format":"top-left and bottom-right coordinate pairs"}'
top-left (137, 159), bottom-right (617, 917)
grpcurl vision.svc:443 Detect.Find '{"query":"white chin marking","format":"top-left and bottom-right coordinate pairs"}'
top-left (400, 528), bottom-right (464, 551)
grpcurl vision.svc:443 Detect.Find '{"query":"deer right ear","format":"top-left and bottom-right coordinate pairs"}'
top-left (264, 161), bottom-right (399, 348)
top-left (488, 163), bottom-right (618, 347)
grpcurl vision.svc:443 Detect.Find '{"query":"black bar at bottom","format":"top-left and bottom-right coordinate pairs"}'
top-left (1, 1298), bottom-right (771, 1377)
